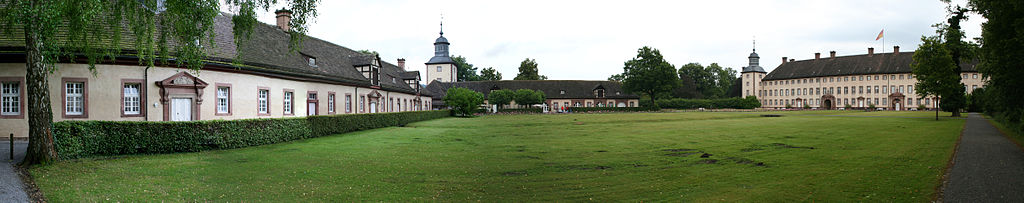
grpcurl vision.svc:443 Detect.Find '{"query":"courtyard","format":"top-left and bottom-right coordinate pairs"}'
top-left (29, 111), bottom-right (964, 202)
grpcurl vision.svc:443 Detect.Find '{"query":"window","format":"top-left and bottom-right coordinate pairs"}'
top-left (216, 84), bottom-right (231, 115)
top-left (874, 86), bottom-right (879, 94)
top-left (328, 93), bottom-right (336, 114)
top-left (0, 78), bottom-right (23, 118)
top-left (307, 56), bottom-right (316, 67)
top-left (962, 74), bottom-right (967, 79)
top-left (123, 83), bottom-right (142, 115)
top-left (359, 96), bottom-right (365, 112)
top-left (859, 76), bottom-right (864, 81)
top-left (63, 78), bottom-right (88, 118)
top-left (973, 74), bottom-right (978, 79)
top-left (874, 76), bottom-right (879, 80)
top-left (899, 86), bottom-right (904, 93)
top-left (345, 94), bottom-right (352, 113)
top-left (437, 66), bottom-right (443, 72)
top-left (258, 88), bottom-right (270, 116)
top-left (595, 89), bottom-right (605, 98)
top-left (867, 76), bottom-right (871, 81)
top-left (908, 99), bottom-right (913, 106)
top-left (283, 90), bottom-right (293, 115)
top-left (972, 85), bottom-right (978, 90)
top-left (908, 85), bottom-right (913, 94)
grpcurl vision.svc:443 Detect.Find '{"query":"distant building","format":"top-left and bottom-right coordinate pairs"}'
top-left (421, 30), bottom-right (640, 110)
top-left (742, 47), bottom-right (985, 110)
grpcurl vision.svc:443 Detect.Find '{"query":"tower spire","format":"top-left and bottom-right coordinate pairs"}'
top-left (752, 36), bottom-right (756, 52)
top-left (439, 13), bottom-right (444, 36)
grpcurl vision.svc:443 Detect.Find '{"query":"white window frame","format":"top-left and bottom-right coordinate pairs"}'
top-left (123, 84), bottom-right (141, 115)
top-left (258, 89), bottom-right (269, 114)
top-left (65, 82), bottom-right (84, 115)
top-left (328, 94), bottom-right (335, 113)
top-left (217, 87), bottom-right (230, 114)
top-left (284, 91), bottom-right (293, 115)
top-left (1, 82), bottom-right (20, 116)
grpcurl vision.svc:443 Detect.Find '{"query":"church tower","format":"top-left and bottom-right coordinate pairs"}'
top-left (741, 40), bottom-right (767, 105)
top-left (425, 21), bottom-right (457, 83)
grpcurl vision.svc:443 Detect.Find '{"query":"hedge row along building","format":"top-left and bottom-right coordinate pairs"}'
top-left (425, 80), bottom-right (640, 110)
top-left (0, 11), bottom-right (436, 138)
top-left (741, 47), bottom-right (985, 110)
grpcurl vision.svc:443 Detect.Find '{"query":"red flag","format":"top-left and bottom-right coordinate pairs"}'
top-left (876, 29), bottom-right (884, 41)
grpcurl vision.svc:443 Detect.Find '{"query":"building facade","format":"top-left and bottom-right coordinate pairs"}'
top-left (0, 11), bottom-right (436, 138)
top-left (745, 47), bottom-right (985, 110)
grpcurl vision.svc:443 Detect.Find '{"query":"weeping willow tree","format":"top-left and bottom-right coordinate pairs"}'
top-left (0, 0), bottom-right (319, 166)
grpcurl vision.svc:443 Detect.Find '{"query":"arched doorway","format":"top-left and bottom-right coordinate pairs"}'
top-left (889, 92), bottom-right (906, 111)
top-left (367, 90), bottom-right (382, 113)
top-left (820, 94), bottom-right (836, 110)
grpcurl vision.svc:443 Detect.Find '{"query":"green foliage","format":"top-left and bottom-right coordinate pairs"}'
top-left (868, 104), bottom-right (876, 110)
top-left (844, 104), bottom-right (852, 109)
top-left (607, 73), bottom-right (624, 82)
top-left (452, 55), bottom-right (482, 81)
top-left (621, 47), bottom-right (679, 107)
top-left (357, 49), bottom-right (379, 56)
top-left (513, 58), bottom-right (546, 80)
top-left (479, 67), bottom-right (502, 81)
top-left (676, 63), bottom-right (738, 99)
top-left (52, 111), bottom-right (449, 160)
top-left (487, 89), bottom-right (515, 109)
top-left (913, 36), bottom-right (966, 114)
top-left (919, 104), bottom-right (927, 110)
top-left (971, 0), bottom-right (1024, 134)
top-left (512, 89), bottom-right (546, 108)
top-left (645, 96), bottom-right (760, 109)
top-left (443, 87), bottom-right (485, 117)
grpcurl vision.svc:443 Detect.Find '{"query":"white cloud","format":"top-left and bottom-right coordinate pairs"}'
top-left (233, 0), bottom-right (983, 80)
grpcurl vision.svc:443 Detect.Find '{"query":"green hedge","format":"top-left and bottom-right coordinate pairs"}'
top-left (53, 110), bottom-right (450, 160)
top-left (644, 96), bottom-right (761, 109)
top-left (567, 107), bottom-right (649, 112)
top-left (496, 108), bottom-right (543, 114)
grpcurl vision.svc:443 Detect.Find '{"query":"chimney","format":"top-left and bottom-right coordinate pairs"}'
top-left (275, 9), bottom-right (292, 31)
top-left (830, 51), bottom-right (836, 59)
top-left (815, 53), bottom-right (821, 60)
top-left (782, 57), bottom-right (788, 63)
top-left (868, 47), bottom-right (875, 56)
top-left (397, 58), bottom-right (406, 70)
top-left (893, 46), bottom-right (900, 53)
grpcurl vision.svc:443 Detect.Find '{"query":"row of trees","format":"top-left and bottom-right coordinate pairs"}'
top-left (453, 57), bottom-right (547, 82)
top-left (611, 46), bottom-right (742, 108)
top-left (487, 89), bottom-right (546, 109)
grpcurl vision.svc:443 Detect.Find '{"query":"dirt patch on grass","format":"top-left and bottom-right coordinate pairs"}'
top-left (700, 153), bottom-right (713, 158)
top-left (726, 157), bottom-right (767, 167)
top-left (769, 143), bottom-right (815, 149)
top-left (518, 155), bottom-right (542, 159)
top-left (561, 165), bottom-right (613, 171)
top-left (740, 147), bottom-right (764, 152)
top-left (595, 150), bottom-right (608, 153)
top-left (662, 148), bottom-right (697, 152)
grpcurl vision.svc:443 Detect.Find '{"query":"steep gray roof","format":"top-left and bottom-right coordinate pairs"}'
top-left (0, 13), bottom-right (425, 95)
top-left (742, 65), bottom-right (766, 73)
top-left (763, 52), bottom-right (978, 81)
top-left (424, 80), bottom-right (640, 102)
top-left (426, 55), bottom-right (455, 64)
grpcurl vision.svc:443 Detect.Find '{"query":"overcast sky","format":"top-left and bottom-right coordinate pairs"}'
top-left (232, 0), bottom-right (983, 81)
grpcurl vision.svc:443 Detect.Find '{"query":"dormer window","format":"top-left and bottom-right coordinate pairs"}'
top-left (303, 54), bottom-right (316, 67)
top-left (595, 89), bottom-right (605, 98)
top-left (559, 90), bottom-right (565, 95)
top-left (616, 91), bottom-right (620, 95)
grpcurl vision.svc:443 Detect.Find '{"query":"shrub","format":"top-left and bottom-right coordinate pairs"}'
top-left (645, 96), bottom-right (760, 109)
top-left (919, 104), bottom-right (927, 110)
top-left (444, 87), bottom-right (485, 117)
top-left (53, 110), bottom-right (450, 160)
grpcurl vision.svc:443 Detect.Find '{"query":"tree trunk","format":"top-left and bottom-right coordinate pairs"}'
top-left (20, 21), bottom-right (59, 166)
top-left (952, 110), bottom-right (961, 117)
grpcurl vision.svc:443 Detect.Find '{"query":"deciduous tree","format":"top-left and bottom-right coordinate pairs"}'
top-left (452, 55), bottom-right (481, 81)
top-left (443, 87), bottom-right (484, 117)
top-left (514, 58), bottom-right (546, 80)
top-left (0, 0), bottom-right (319, 165)
top-left (487, 89), bottom-right (514, 109)
top-left (479, 67), bottom-right (502, 81)
top-left (620, 46), bottom-right (679, 108)
top-left (970, 0), bottom-right (1024, 130)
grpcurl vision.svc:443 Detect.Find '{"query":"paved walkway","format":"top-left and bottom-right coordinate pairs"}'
top-left (0, 140), bottom-right (30, 203)
top-left (944, 113), bottom-right (1024, 202)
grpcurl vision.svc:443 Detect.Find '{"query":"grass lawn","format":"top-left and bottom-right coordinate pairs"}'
top-left (30, 111), bottom-right (965, 202)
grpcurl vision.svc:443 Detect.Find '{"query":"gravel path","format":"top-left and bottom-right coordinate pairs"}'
top-left (943, 113), bottom-right (1024, 202)
top-left (0, 140), bottom-right (29, 203)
